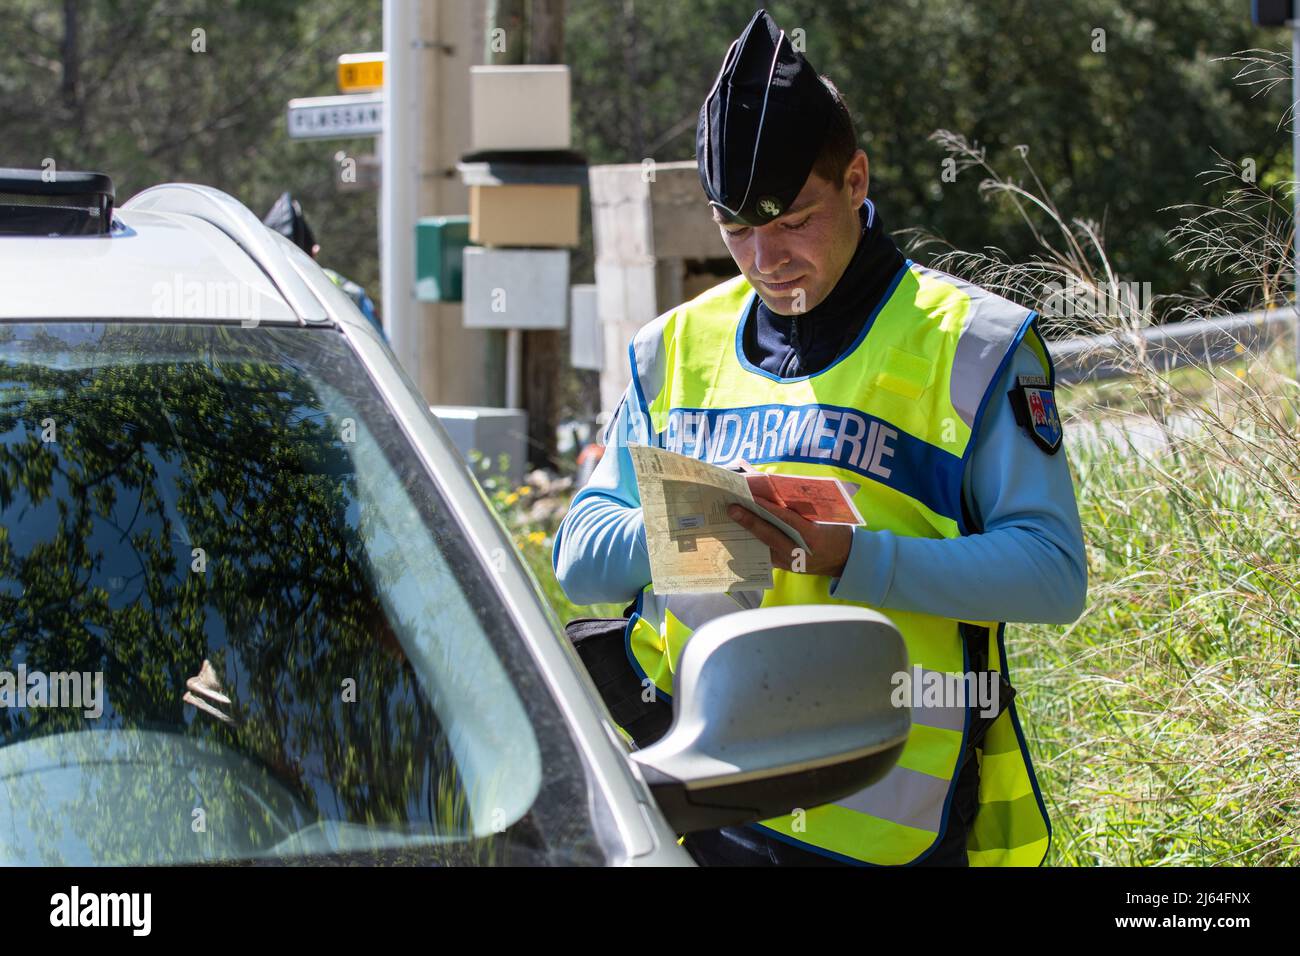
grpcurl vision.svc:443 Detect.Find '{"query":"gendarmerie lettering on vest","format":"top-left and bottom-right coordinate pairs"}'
top-left (664, 405), bottom-right (898, 479)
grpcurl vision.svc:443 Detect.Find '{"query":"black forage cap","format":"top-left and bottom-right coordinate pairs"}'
top-left (696, 8), bottom-right (835, 227)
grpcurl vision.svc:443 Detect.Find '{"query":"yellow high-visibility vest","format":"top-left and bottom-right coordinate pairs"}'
top-left (616, 261), bottom-right (1055, 866)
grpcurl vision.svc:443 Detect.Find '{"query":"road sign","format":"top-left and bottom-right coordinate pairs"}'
top-left (338, 52), bottom-right (384, 93)
top-left (287, 93), bottom-right (383, 140)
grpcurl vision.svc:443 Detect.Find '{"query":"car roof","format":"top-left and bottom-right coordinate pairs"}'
top-left (0, 182), bottom-right (367, 329)
top-left (0, 209), bottom-right (298, 322)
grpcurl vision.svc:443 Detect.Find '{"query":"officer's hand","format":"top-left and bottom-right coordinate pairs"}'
top-left (727, 496), bottom-right (853, 578)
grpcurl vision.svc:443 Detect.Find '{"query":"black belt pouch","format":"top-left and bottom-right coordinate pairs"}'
top-left (565, 602), bottom-right (673, 748)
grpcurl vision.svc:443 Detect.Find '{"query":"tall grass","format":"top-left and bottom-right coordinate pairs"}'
top-left (914, 98), bottom-right (1300, 864)
top-left (1036, 343), bottom-right (1299, 865)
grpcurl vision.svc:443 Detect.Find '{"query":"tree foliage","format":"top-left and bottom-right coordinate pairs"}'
top-left (567, 0), bottom-right (1293, 320)
top-left (0, 0), bottom-right (383, 307)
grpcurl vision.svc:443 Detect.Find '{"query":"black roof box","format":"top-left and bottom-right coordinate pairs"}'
top-left (0, 168), bottom-right (115, 236)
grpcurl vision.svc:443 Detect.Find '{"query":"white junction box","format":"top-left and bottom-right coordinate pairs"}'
top-left (430, 405), bottom-right (529, 486)
top-left (462, 247), bottom-right (569, 330)
top-left (470, 65), bottom-right (571, 151)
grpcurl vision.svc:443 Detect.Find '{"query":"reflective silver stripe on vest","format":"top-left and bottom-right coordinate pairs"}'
top-left (657, 590), bottom-right (754, 629)
top-left (628, 309), bottom-right (674, 438)
top-left (833, 664), bottom-right (972, 832)
top-left (906, 666), bottom-right (974, 732)
top-left (910, 264), bottom-right (1034, 430)
top-left (834, 764), bottom-right (950, 833)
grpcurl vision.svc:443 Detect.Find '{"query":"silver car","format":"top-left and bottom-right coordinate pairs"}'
top-left (0, 169), bottom-right (908, 866)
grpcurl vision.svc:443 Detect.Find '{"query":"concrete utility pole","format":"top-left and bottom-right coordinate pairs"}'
top-left (382, 0), bottom-right (421, 384)
top-left (380, 1), bottom-right (488, 406)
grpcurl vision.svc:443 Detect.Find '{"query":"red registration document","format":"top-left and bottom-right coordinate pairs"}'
top-left (733, 461), bottom-right (865, 525)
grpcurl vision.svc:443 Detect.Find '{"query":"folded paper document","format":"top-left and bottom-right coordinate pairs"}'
top-left (631, 444), bottom-right (857, 595)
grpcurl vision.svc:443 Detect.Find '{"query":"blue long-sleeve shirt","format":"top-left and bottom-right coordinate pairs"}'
top-left (553, 331), bottom-right (1087, 624)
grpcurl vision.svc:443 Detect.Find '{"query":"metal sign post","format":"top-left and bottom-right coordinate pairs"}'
top-left (382, 0), bottom-right (421, 385)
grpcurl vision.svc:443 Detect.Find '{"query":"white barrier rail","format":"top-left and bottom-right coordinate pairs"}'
top-left (1051, 308), bottom-right (1294, 385)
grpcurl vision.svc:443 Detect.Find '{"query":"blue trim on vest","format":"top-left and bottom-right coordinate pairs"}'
top-left (731, 260), bottom-right (913, 383)
top-left (627, 341), bottom-right (657, 445)
top-left (622, 587), bottom-right (674, 704)
top-left (663, 401), bottom-right (965, 525)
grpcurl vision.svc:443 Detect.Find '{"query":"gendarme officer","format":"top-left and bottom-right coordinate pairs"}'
top-left (553, 8), bottom-right (1087, 867)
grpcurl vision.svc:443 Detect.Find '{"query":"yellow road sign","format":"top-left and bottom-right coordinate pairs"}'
top-left (338, 52), bottom-right (384, 93)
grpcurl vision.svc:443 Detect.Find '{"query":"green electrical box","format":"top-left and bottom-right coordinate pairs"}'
top-left (415, 215), bottom-right (472, 302)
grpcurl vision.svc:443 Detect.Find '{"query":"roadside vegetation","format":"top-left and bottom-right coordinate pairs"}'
top-left (909, 95), bottom-right (1299, 864)
top-left (1040, 337), bottom-right (1298, 864)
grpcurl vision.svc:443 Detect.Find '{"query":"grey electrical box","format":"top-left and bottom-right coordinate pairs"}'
top-left (462, 247), bottom-right (569, 330)
top-left (430, 405), bottom-right (529, 486)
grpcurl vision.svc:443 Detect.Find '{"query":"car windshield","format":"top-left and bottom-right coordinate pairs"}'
top-left (0, 322), bottom-right (601, 865)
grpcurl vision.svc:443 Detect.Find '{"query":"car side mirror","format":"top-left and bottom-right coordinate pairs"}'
top-left (629, 604), bottom-right (910, 834)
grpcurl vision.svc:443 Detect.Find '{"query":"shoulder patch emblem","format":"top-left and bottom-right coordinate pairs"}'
top-left (1007, 374), bottom-right (1062, 455)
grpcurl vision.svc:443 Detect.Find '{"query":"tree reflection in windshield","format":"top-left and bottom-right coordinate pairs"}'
top-left (0, 323), bottom-right (591, 866)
